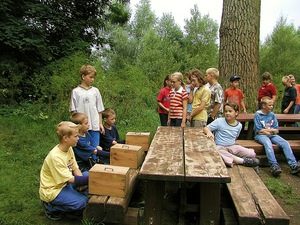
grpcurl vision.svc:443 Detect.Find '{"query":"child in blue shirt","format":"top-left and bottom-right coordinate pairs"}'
top-left (204, 102), bottom-right (259, 167)
top-left (254, 96), bottom-right (300, 177)
top-left (71, 112), bottom-right (109, 169)
top-left (100, 108), bottom-right (124, 163)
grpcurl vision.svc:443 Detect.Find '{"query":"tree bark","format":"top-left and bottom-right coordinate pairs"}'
top-left (219, 0), bottom-right (261, 111)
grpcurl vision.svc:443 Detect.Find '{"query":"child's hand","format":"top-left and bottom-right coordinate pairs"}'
top-left (112, 140), bottom-right (117, 145)
top-left (96, 146), bottom-right (102, 151)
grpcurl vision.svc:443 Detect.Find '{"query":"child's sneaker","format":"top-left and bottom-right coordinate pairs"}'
top-left (270, 164), bottom-right (282, 177)
top-left (42, 201), bottom-right (63, 221)
top-left (243, 157), bottom-right (260, 167)
top-left (290, 162), bottom-right (300, 175)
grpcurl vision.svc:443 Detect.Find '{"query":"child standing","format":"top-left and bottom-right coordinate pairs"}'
top-left (190, 69), bottom-right (211, 127)
top-left (71, 113), bottom-right (109, 169)
top-left (204, 103), bottom-right (259, 167)
top-left (288, 74), bottom-right (300, 114)
top-left (70, 64), bottom-right (105, 148)
top-left (184, 72), bottom-right (193, 126)
top-left (100, 108), bottom-right (124, 164)
top-left (39, 121), bottom-right (89, 220)
top-left (281, 75), bottom-right (297, 114)
top-left (224, 75), bottom-right (247, 113)
top-left (168, 72), bottom-right (188, 128)
top-left (254, 97), bottom-right (300, 176)
top-left (157, 75), bottom-right (171, 126)
top-left (205, 68), bottom-right (224, 124)
top-left (257, 72), bottom-right (277, 107)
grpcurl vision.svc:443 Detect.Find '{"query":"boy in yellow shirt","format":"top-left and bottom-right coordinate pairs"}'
top-left (39, 121), bottom-right (89, 220)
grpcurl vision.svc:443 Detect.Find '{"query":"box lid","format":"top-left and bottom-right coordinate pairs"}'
top-left (111, 143), bottom-right (143, 151)
top-left (126, 132), bottom-right (150, 136)
top-left (90, 164), bottom-right (130, 174)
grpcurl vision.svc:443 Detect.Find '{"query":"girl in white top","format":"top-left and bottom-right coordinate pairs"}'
top-left (204, 102), bottom-right (259, 167)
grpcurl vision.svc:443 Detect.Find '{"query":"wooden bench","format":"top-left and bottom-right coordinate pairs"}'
top-left (227, 165), bottom-right (289, 225)
top-left (84, 169), bottom-right (139, 224)
top-left (236, 139), bottom-right (300, 155)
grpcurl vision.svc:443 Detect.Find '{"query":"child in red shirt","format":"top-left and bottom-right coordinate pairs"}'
top-left (257, 72), bottom-right (277, 107)
top-left (224, 75), bottom-right (246, 113)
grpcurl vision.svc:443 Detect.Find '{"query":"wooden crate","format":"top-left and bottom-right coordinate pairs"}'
top-left (125, 132), bottom-right (150, 151)
top-left (110, 144), bottom-right (144, 169)
top-left (89, 164), bottom-right (130, 197)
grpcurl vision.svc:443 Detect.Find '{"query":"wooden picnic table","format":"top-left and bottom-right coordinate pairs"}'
top-left (139, 126), bottom-right (230, 225)
top-left (237, 113), bottom-right (300, 139)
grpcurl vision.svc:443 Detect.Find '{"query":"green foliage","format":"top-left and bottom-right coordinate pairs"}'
top-left (260, 17), bottom-right (300, 77)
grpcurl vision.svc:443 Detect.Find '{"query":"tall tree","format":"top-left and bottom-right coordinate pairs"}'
top-left (219, 0), bottom-right (261, 110)
top-left (183, 5), bottom-right (219, 71)
top-left (260, 17), bottom-right (300, 76)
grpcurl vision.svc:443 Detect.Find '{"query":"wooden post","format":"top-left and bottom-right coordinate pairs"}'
top-left (199, 183), bottom-right (221, 225)
top-left (144, 180), bottom-right (164, 225)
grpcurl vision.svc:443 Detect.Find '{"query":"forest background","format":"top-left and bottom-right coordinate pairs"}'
top-left (0, 0), bottom-right (300, 224)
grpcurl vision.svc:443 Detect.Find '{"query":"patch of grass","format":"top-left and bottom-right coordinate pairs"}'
top-left (0, 103), bottom-right (158, 224)
top-left (265, 177), bottom-right (300, 205)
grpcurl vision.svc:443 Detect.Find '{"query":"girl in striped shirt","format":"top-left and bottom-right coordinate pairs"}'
top-left (168, 72), bottom-right (188, 128)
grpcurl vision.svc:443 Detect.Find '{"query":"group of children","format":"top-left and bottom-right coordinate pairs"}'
top-left (157, 69), bottom-right (300, 175)
top-left (39, 65), bottom-right (123, 220)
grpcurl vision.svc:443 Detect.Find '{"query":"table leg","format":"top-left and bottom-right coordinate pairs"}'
top-left (199, 183), bottom-right (221, 225)
top-left (144, 180), bottom-right (164, 225)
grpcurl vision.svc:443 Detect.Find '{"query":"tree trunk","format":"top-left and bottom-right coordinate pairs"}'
top-left (219, 0), bottom-right (261, 111)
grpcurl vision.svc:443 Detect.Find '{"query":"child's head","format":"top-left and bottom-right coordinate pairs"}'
top-left (56, 121), bottom-right (79, 145)
top-left (261, 72), bottom-right (272, 85)
top-left (288, 74), bottom-right (295, 85)
top-left (205, 68), bottom-right (219, 83)
top-left (163, 74), bottom-right (171, 87)
top-left (170, 72), bottom-right (184, 90)
top-left (282, 75), bottom-right (291, 87)
top-left (70, 112), bottom-right (89, 133)
top-left (229, 75), bottom-right (241, 88)
top-left (102, 108), bottom-right (116, 126)
top-left (260, 96), bottom-right (274, 112)
top-left (223, 102), bottom-right (239, 121)
top-left (190, 69), bottom-right (206, 87)
top-left (79, 64), bottom-right (97, 87)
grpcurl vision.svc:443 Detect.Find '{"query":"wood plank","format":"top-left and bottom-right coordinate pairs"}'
top-left (227, 166), bottom-right (290, 225)
top-left (236, 139), bottom-right (300, 155)
top-left (139, 126), bottom-right (184, 181)
top-left (184, 127), bottom-right (230, 183)
top-left (227, 166), bottom-right (261, 225)
top-left (238, 166), bottom-right (289, 225)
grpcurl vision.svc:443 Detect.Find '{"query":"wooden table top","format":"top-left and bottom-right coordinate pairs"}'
top-left (139, 126), bottom-right (230, 183)
top-left (237, 113), bottom-right (300, 122)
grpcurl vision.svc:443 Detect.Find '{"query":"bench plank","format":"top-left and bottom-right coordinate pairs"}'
top-left (227, 166), bottom-right (289, 225)
top-left (84, 169), bottom-right (139, 223)
top-left (236, 140), bottom-right (300, 155)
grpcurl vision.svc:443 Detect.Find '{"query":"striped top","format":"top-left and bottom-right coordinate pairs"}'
top-left (169, 86), bottom-right (188, 119)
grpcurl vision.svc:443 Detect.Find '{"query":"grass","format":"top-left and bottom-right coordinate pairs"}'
top-left (265, 177), bottom-right (300, 205)
top-left (0, 104), bottom-right (158, 225)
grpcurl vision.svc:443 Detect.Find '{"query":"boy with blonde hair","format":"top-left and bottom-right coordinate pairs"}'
top-left (281, 75), bottom-right (296, 114)
top-left (39, 121), bottom-right (89, 220)
top-left (254, 97), bottom-right (300, 176)
top-left (205, 68), bottom-right (224, 123)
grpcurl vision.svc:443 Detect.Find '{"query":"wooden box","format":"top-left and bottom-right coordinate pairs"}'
top-left (110, 144), bottom-right (144, 169)
top-left (125, 132), bottom-right (150, 151)
top-left (89, 164), bottom-right (130, 197)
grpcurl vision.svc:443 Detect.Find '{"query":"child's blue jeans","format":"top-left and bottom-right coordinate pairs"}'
top-left (44, 171), bottom-right (89, 213)
top-left (255, 134), bottom-right (297, 167)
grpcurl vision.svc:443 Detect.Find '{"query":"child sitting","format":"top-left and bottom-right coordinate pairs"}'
top-left (204, 102), bottom-right (260, 167)
top-left (100, 108), bottom-right (124, 163)
top-left (39, 121), bottom-right (89, 221)
top-left (254, 96), bottom-right (300, 177)
top-left (71, 112), bottom-right (109, 169)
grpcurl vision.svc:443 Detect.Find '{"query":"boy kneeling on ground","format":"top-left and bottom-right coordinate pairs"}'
top-left (39, 121), bottom-right (89, 221)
